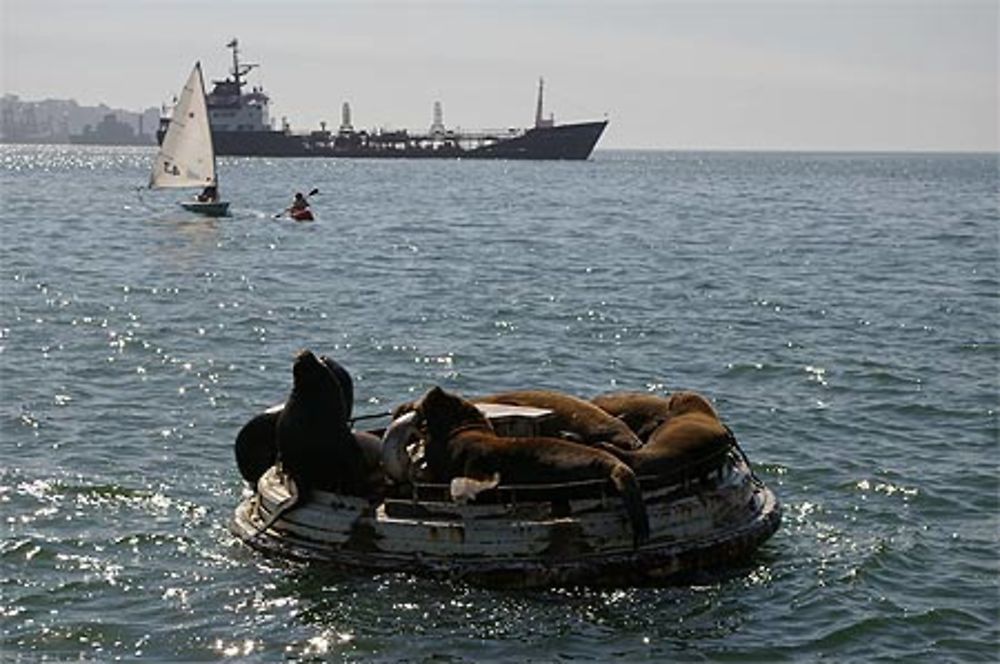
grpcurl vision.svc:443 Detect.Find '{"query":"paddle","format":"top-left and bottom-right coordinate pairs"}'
top-left (274, 187), bottom-right (319, 218)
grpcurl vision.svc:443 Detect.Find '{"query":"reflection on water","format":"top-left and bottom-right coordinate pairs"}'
top-left (1, 146), bottom-right (997, 661)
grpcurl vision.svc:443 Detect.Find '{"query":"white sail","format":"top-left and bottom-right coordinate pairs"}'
top-left (149, 63), bottom-right (216, 189)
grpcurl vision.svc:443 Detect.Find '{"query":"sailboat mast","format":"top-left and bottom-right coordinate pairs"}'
top-left (194, 61), bottom-right (218, 187)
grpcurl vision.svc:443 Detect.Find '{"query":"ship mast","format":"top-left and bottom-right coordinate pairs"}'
top-left (534, 77), bottom-right (554, 128)
top-left (226, 38), bottom-right (258, 93)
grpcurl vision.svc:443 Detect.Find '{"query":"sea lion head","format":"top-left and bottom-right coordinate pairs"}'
top-left (319, 354), bottom-right (354, 419)
top-left (391, 399), bottom-right (417, 420)
top-left (413, 387), bottom-right (493, 472)
top-left (293, 348), bottom-right (327, 386)
top-left (291, 349), bottom-right (346, 413)
top-left (646, 391), bottom-right (731, 463)
top-left (292, 349), bottom-right (350, 423)
top-left (666, 391), bottom-right (719, 420)
top-left (415, 386), bottom-right (492, 442)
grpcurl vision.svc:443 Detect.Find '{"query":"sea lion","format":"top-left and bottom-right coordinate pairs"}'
top-left (234, 404), bottom-right (281, 485)
top-left (234, 356), bottom-right (354, 486)
top-left (248, 426), bottom-right (383, 539)
top-left (472, 390), bottom-right (643, 450)
top-left (414, 386), bottom-right (650, 547)
top-left (321, 355), bottom-right (354, 421)
top-left (596, 391), bottom-right (734, 478)
top-left (276, 349), bottom-right (369, 495)
top-left (590, 391), bottom-right (674, 442)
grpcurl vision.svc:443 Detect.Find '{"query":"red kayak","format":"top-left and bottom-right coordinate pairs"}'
top-left (290, 209), bottom-right (314, 221)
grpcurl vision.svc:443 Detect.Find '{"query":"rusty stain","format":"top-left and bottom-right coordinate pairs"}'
top-left (426, 524), bottom-right (465, 544)
top-left (542, 521), bottom-right (592, 557)
top-left (344, 519), bottom-right (381, 552)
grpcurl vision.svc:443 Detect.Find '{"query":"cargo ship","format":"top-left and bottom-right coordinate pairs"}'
top-left (157, 39), bottom-right (607, 160)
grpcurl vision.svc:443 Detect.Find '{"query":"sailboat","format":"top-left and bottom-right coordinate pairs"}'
top-left (149, 62), bottom-right (230, 217)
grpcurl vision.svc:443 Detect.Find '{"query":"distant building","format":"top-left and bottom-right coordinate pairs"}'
top-left (0, 95), bottom-right (66, 143)
top-left (70, 113), bottom-right (152, 145)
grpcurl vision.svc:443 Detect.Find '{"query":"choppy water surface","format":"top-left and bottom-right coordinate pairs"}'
top-left (1, 146), bottom-right (997, 661)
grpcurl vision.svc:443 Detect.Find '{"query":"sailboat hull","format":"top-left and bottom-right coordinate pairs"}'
top-left (180, 201), bottom-right (230, 217)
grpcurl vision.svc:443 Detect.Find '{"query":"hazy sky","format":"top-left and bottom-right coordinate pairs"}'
top-left (2, 0), bottom-right (997, 151)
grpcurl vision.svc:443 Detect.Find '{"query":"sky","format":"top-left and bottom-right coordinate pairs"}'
top-left (1, 0), bottom-right (997, 151)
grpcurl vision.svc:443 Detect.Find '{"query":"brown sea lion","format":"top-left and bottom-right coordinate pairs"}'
top-left (414, 386), bottom-right (650, 547)
top-left (276, 349), bottom-right (368, 495)
top-left (596, 391), bottom-right (734, 478)
top-left (590, 391), bottom-right (675, 442)
top-left (473, 390), bottom-right (643, 450)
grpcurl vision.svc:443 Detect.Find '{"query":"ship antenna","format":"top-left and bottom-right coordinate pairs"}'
top-left (227, 38), bottom-right (241, 89)
top-left (226, 37), bottom-right (258, 93)
top-left (535, 77), bottom-right (544, 128)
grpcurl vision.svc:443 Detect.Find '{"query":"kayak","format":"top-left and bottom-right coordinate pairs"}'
top-left (290, 208), bottom-right (314, 221)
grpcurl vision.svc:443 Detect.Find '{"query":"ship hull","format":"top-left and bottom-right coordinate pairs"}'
top-left (159, 120), bottom-right (607, 160)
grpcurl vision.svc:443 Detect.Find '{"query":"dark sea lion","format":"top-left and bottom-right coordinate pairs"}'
top-left (473, 390), bottom-right (643, 450)
top-left (234, 405), bottom-right (280, 485)
top-left (250, 428), bottom-right (381, 539)
top-left (320, 355), bottom-right (354, 421)
top-left (415, 386), bottom-right (650, 547)
top-left (596, 391), bottom-right (734, 478)
top-left (276, 349), bottom-right (368, 495)
top-left (590, 391), bottom-right (674, 442)
top-left (234, 358), bottom-right (357, 487)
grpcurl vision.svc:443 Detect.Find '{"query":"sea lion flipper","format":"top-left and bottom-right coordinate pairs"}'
top-left (558, 430), bottom-right (585, 444)
top-left (234, 409), bottom-right (280, 485)
top-left (450, 473), bottom-right (501, 503)
top-left (610, 465), bottom-right (650, 548)
top-left (595, 442), bottom-right (634, 466)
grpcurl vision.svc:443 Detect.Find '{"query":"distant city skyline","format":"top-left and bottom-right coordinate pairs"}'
top-left (0, 94), bottom-right (158, 145)
top-left (2, 0), bottom-right (997, 152)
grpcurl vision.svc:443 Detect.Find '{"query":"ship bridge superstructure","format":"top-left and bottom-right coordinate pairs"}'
top-left (204, 38), bottom-right (271, 132)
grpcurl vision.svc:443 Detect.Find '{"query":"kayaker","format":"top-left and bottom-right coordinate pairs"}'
top-left (196, 185), bottom-right (218, 203)
top-left (290, 191), bottom-right (309, 213)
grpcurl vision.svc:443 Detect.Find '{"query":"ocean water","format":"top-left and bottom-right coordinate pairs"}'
top-left (1, 145), bottom-right (997, 661)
